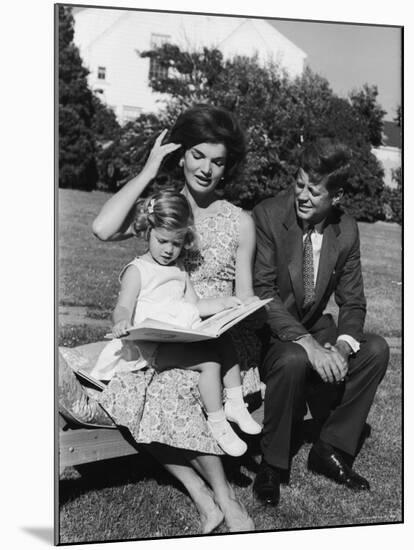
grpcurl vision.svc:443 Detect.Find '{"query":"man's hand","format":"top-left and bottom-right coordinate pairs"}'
top-left (295, 335), bottom-right (348, 383)
top-left (332, 340), bottom-right (353, 362)
top-left (324, 340), bottom-right (352, 379)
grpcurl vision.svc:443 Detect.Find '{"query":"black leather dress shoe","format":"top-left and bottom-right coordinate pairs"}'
top-left (308, 442), bottom-right (370, 491)
top-left (253, 460), bottom-right (281, 506)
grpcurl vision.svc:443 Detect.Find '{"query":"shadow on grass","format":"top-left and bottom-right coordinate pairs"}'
top-left (59, 447), bottom-right (184, 506)
top-left (222, 437), bottom-right (261, 487)
top-left (60, 438), bottom-right (266, 508)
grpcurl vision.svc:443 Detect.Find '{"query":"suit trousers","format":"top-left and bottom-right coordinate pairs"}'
top-left (260, 316), bottom-right (389, 470)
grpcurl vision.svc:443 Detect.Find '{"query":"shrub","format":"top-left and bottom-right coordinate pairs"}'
top-left (382, 168), bottom-right (402, 224)
top-left (100, 45), bottom-right (387, 220)
top-left (58, 6), bottom-right (98, 190)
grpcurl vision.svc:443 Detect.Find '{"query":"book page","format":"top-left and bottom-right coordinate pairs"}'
top-left (193, 298), bottom-right (272, 335)
top-left (105, 318), bottom-right (195, 339)
top-left (105, 299), bottom-right (272, 342)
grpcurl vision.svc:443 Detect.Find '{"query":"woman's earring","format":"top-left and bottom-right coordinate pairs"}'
top-left (179, 158), bottom-right (184, 168)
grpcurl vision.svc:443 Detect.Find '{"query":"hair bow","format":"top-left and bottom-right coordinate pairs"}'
top-left (147, 198), bottom-right (155, 215)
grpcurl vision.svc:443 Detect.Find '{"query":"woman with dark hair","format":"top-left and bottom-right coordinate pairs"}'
top-left (162, 103), bottom-right (246, 180)
top-left (94, 104), bottom-right (247, 239)
top-left (61, 104), bottom-right (261, 533)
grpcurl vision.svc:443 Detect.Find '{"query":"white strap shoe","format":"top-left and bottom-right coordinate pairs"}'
top-left (207, 419), bottom-right (247, 456)
top-left (224, 400), bottom-right (262, 435)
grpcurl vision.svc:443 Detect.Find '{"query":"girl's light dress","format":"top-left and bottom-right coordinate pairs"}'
top-left (90, 257), bottom-right (200, 381)
top-left (60, 200), bottom-right (263, 454)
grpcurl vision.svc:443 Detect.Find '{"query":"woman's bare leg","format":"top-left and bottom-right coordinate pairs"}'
top-left (145, 443), bottom-right (224, 534)
top-left (151, 342), bottom-right (254, 531)
top-left (188, 453), bottom-right (255, 532)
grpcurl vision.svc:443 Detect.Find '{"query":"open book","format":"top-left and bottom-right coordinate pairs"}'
top-left (106, 298), bottom-right (272, 343)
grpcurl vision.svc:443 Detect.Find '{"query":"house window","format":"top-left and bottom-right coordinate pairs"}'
top-left (122, 105), bottom-right (142, 124)
top-left (149, 33), bottom-right (171, 81)
top-left (97, 66), bottom-right (106, 80)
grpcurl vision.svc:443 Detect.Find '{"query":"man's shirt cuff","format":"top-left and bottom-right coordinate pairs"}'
top-left (336, 334), bottom-right (360, 354)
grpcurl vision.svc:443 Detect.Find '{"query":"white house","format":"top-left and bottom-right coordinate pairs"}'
top-left (372, 121), bottom-right (402, 188)
top-left (73, 8), bottom-right (307, 125)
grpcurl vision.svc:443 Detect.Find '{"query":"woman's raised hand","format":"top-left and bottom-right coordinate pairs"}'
top-left (92, 131), bottom-right (181, 242)
top-left (144, 129), bottom-right (181, 178)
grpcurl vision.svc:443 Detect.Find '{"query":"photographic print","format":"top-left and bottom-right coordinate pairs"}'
top-left (56, 2), bottom-right (402, 545)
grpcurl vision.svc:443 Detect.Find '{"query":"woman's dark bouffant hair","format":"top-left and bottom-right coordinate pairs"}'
top-left (296, 138), bottom-right (352, 193)
top-left (133, 189), bottom-right (196, 251)
top-left (164, 104), bottom-right (246, 183)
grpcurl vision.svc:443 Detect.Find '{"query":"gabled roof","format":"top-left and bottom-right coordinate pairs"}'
top-left (250, 19), bottom-right (307, 60)
top-left (73, 8), bottom-right (127, 49)
top-left (73, 8), bottom-right (307, 63)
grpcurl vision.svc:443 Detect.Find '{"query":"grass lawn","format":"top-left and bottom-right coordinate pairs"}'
top-left (58, 189), bottom-right (402, 543)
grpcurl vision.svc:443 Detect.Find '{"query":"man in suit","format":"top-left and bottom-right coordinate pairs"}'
top-left (252, 138), bottom-right (389, 506)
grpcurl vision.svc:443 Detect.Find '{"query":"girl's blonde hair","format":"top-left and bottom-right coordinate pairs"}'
top-left (134, 189), bottom-right (196, 251)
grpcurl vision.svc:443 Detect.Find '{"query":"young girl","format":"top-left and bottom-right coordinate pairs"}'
top-left (92, 189), bottom-right (261, 457)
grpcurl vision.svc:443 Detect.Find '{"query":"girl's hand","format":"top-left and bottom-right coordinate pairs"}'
top-left (221, 296), bottom-right (243, 310)
top-left (242, 295), bottom-right (261, 306)
top-left (112, 319), bottom-right (132, 338)
top-left (143, 129), bottom-right (181, 178)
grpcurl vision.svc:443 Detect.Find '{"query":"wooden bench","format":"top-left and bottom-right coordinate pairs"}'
top-left (59, 410), bottom-right (139, 473)
top-left (59, 399), bottom-right (266, 474)
top-left (59, 341), bottom-right (269, 473)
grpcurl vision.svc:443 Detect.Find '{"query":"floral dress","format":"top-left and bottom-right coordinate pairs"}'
top-left (61, 200), bottom-right (262, 455)
top-left (183, 200), bottom-right (262, 394)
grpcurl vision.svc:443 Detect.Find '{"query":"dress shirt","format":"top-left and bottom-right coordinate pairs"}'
top-left (302, 220), bottom-right (360, 354)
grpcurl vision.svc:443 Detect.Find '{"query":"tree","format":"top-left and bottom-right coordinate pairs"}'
top-left (380, 104), bottom-right (402, 224)
top-left (314, 95), bottom-right (385, 221)
top-left (91, 94), bottom-right (121, 188)
top-left (91, 95), bottom-right (120, 143)
top-left (58, 5), bottom-right (98, 190)
top-left (382, 167), bottom-right (402, 224)
top-left (349, 84), bottom-right (386, 147)
top-left (97, 113), bottom-right (167, 192)
top-left (394, 105), bottom-right (402, 128)
top-left (102, 44), bottom-right (386, 220)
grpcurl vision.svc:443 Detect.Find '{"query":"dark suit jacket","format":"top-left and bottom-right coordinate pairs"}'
top-left (252, 188), bottom-right (366, 344)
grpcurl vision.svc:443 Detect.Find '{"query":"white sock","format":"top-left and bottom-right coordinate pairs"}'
top-left (207, 408), bottom-right (226, 423)
top-left (226, 385), bottom-right (244, 405)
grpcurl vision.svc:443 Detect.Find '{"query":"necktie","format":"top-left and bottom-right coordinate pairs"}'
top-left (303, 228), bottom-right (315, 309)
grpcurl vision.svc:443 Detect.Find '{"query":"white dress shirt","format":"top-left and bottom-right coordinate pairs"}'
top-left (303, 222), bottom-right (360, 354)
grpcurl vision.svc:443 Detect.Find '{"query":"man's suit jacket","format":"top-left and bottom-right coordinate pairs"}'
top-left (252, 188), bottom-right (366, 344)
